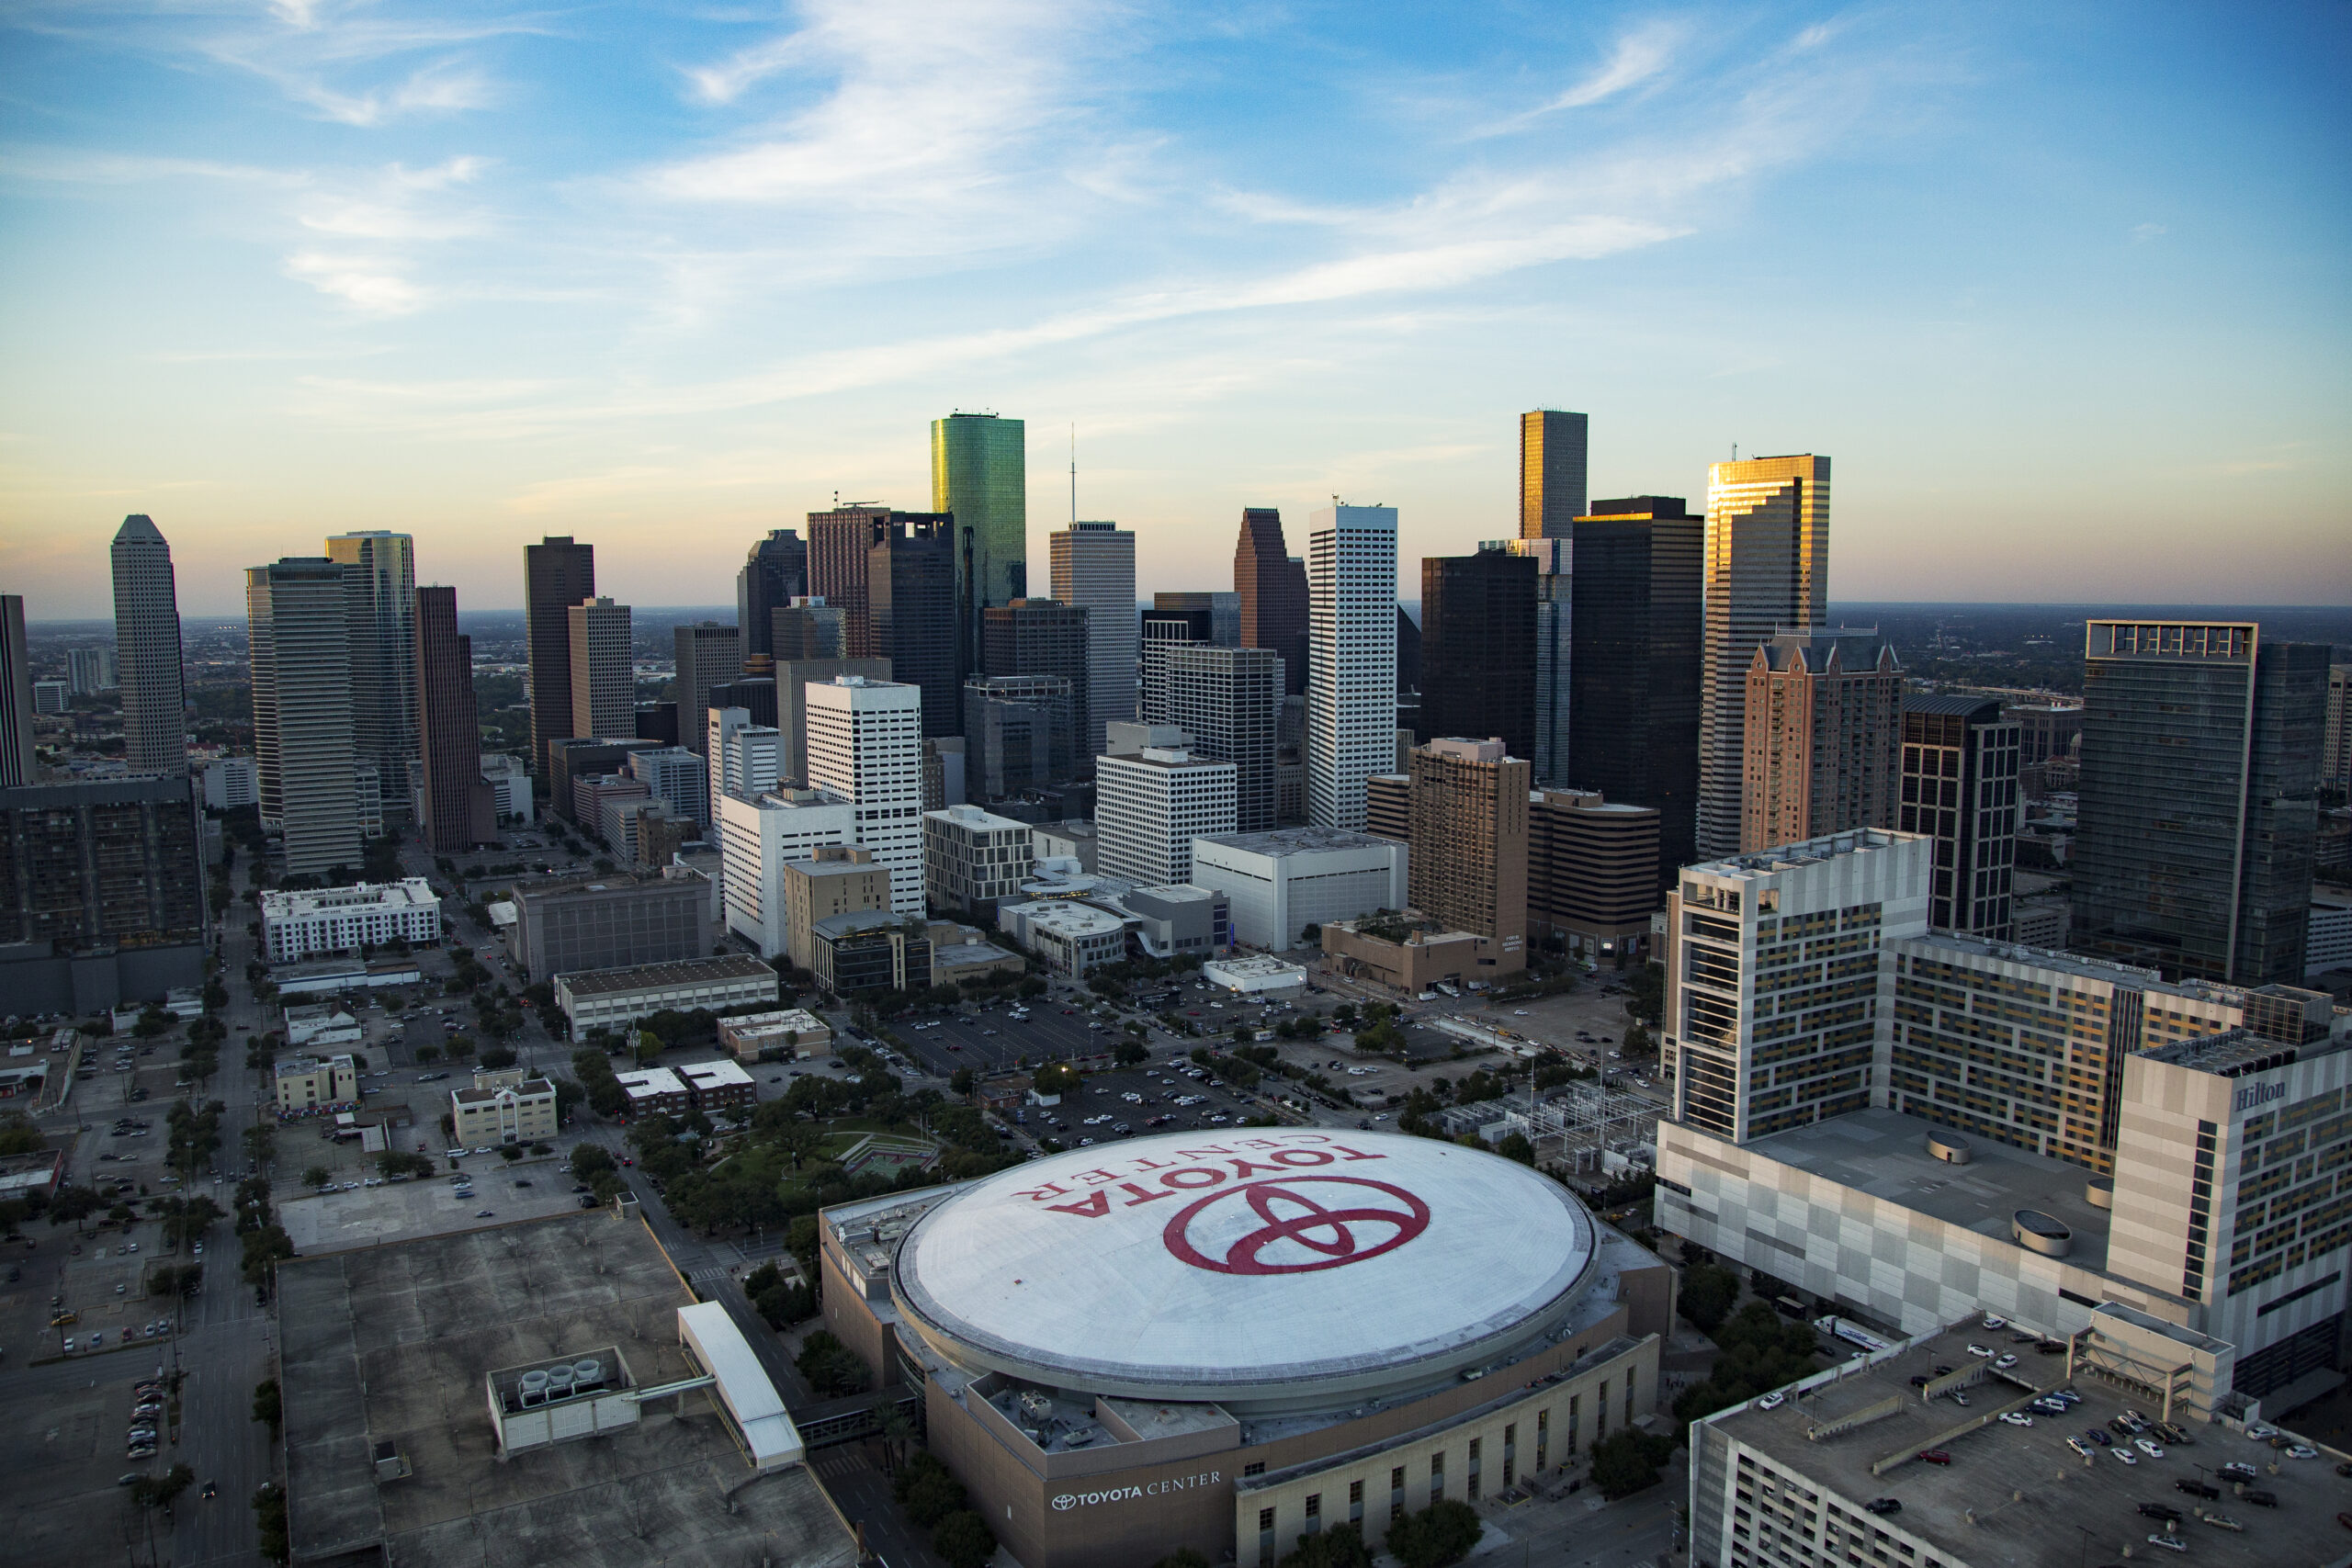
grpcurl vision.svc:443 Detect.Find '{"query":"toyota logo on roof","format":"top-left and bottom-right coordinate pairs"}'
top-left (1162, 1175), bottom-right (1430, 1276)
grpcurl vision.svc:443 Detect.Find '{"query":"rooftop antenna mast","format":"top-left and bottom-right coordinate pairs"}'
top-left (1070, 423), bottom-right (1077, 525)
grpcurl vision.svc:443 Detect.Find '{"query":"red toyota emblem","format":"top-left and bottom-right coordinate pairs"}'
top-left (1162, 1177), bottom-right (1430, 1275)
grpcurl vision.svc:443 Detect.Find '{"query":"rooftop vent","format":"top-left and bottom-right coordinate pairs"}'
top-left (2011, 1209), bottom-right (2073, 1258)
top-left (1924, 1132), bottom-right (1972, 1165)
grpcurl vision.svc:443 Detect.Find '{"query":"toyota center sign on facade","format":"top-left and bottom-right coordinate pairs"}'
top-left (820, 1129), bottom-right (1673, 1568)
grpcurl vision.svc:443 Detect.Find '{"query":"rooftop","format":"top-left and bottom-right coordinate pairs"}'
top-left (1689, 825), bottom-right (1925, 879)
top-left (1007, 901), bottom-right (1126, 938)
top-left (2143, 1025), bottom-right (2351, 1076)
top-left (811, 908), bottom-right (919, 941)
top-left (615, 1066), bottom-right (688, 1099)
top-left (556, 953), bottom-right (776, 996)
top-left (261, 877), bottom-right (438, 917)
top-left (677, 1058), bottom-right (754, 1089)
top-left (277, 1210), bottom-right (855, 1568)
top-left (927, 804), bottom-right (1031, 831)
top-left (1706, 1317), bottom-right (2352, 1568)
top-left (1195, 825), bottom-right (1398, 859)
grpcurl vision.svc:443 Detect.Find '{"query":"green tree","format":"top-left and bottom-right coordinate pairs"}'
top-left (1496, 1133), bottom-right (1535, 1166)
top-left (1031, 1061), bottom-right (1080, 1096)
top-left (892, 1450), bottom-right (965, 1522)
top-left (242, 1122), bottom-right (276, 1164)
top-left (932, 1510), bottom-right (997, 1568)
top-left (1678, 1263), bottom-right (1742, 1334)
top-left (949, 1066), bottom-right (976, 1096)
top-left (47, 1184), bottom-right (104, 1227)
top-left (300, 1167), bottom-right (330, 1190)
top-left (1279, 1522), bottom-right (1372, 1567)
top-left (795, 1329), bottom-right (872, 1397)
top-left (569, 1143), bottom-right (615, 1180)
top-left (1384, 1498), bottom-right (1482, 1568)
top-left (1112, 1039), bottom-right (1148, 1066)
top-left (130, 1462), bottom-right (196, 1512)
top-left (1588, 1428), bottom-right (1676, 1499)
top-left (253, 1482), bottom-right (289, 1564)
top-left (1153, 1553), bottom-right (1212, 1568)
top-left (253, 1377), bottom-right (282, 1438)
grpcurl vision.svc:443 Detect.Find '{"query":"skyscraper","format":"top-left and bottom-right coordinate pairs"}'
top-left (1165, 645), bottom-right (1280, 833)
top-left (567, 597), bottom-right (634, 743)
top-left (110, 513), bottom-right (186, 776)
top-left (1407, 738), bottom-right (1531, 976)
top-left (867, 517), bottom-right (960, 738)
top-left (0, 596), bottom-right (33, 787)
top-left (673, 621), bottom-right (741, 760)
top-left (982, 600), bottom-right (1090, 748)
top-left (2073, 620), bottom-right (2327, 983)
top-left (1306, 504), bottom-right (1397, 831)
top-left (1498, 539), bottom-right (1566, 781)
top-left (933, 413), bottom-right (1026, 681)
top-left (0, 774), bottom-right (208, 1008)
top-left (1417, 546), bottom-right (1537, 761)
top-left (1139, 598), bottom-right (1214, 725)
top-left (323, 531), bottom-right (418, 815)
top-left (1567, 496), bottom-right (1702, 887)
top-left (1519, 410), bottom-right (1589, 539)
top-left (414, 584), bottom-right (492, 852)
top-left (1234, 508), bottom-right (1309, 697)
top-left (2326, 663), bottom-right (2352, 795)
top-left (805, 676), bottom-right (925, 913)
top-left (1049, 520), bottom-right (1137, 753)
top-left (736, 528), bottom-right (807, 660)
top-left (248, 558), bottom-right (360, 878)
top-left (1899, 695), bottom-right (2019, 938)
top-left (1699, 455), bottom-right (1830, 858)
top-left (525, 536), bottom-right (594, 779)
top-left (1739, 628), bottom-right (1902, 853)
top-left (1097, 726), bottom-right (1238, 886)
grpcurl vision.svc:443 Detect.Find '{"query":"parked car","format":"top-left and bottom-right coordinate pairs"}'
top-left (1863, 1498), bottom-right (1901, 1516)
top-left (1917, 1450), bottom-right (1951, 1466)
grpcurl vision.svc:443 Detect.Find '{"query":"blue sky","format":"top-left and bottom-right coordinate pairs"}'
top-left (2, 1), bottom-right (2346, 616)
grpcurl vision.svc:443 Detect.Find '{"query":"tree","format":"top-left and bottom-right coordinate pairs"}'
top-left (892, 1450), bottom-right (965, 1523)
top-left (130, 1463), bottom-right (196, 1512)
top-left (795, 1329), bottom-right (872, 1396)
top-left (253, 1377), bottom-right (282, 1438)
top-left (477, 1044), bottom-right (518, 1070)
top-left (1678, 1263), bottom-right (1742, 1334)
top-left (253, 1482), bottom-right (289, 1565)
top-left (158, 1194), bottom-right (223, 1249)
top-left (932, 1510), bottom-right (997, 1568)
top-left (1112, 1039), bottom-right (1148, 1066)
top-left (1153, 1553), bottom-right (1213, 1568)
top-left (949, 1066), bottom-right (976, 1096)
top-left (570, 1143), bottom-right (615, 1180)
top-left (1384, 1499), bottom-right (1482, 1568)
top-left (1496, 1132), bottom-right (1535, 1166)
top-left (242, 1122), bottom-right (276, 1164)
top-left (1279, 1522), bottom-right (1373, 1568)
top-left (1031, 1061), bottom-right (1080, 1096)
top-left (300, 1167), bottom-right (330, 1190)
top-left (1588, 1428), bottom-right (1676, 1499)
top-left (47, 1184), bottom-right (103, 1227)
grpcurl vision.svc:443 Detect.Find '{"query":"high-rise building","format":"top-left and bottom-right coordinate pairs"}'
top-left (525, 536), bottom-right (595, 780)
top-left (1417, 546), bottom-right (1537, 761)
top-left (66, 646), bottom-right (116, 695)
top-left (1527, 789), bottom-right (1660, 961)
top-left (1518, 410), bottom-right (1589, 539)
top-left (1406, 739), bottom-right (1530, 976)
top-left (110, 514), bottom-right (186, 777)
top-left (1048, 520), bottom-right (1137, 753)
top-left (772, 599), bottom-right (847, 660)
top-left (1305, 504), bottom-right (1397, 832)
top-left (867, 517), bottom-right (960, 738)
top-left (1738, 628), bottom-right (1902, 853)
top-left (1234, 509), bottom-right (1309, 698)
top-left (1096, 729), bottom-right (1238, 887)
top-left (1899, 696), bottom-right (2019, 938)
top-left (982, 600), bottom-right (1089, 749)
top-left (1139, 599), bottom-right (1213, 725)
top-left (0, 775), bottom-right (208, 1008)
top-left (736, 528), bottom-right (807, 660)
top-left (323, 531), bottom-right (418, 815)
top-left (1699, 456), bottom-right (1830, 858)
top-left (625, 746), bottom-right (709, 830)
top-left (1495, 539), bottom-right (1568, 783)
top-left (2326, 662), bottom-right (2352, 795)
top-left (0, 596), bottom-right (32, 787)
top-left (1164, 645), bottom-right (1280, 833)
top-left (923, 804), bottom-right (1035, 922)
top-left (672, 622), bottom-right (741, 760)
top-left (710, 709), bottom-right (782, 815)
top-left (414, 585), bottom-right (493, 852)
top-left (1566, 497), bottom-right (1702, 887)
top-left (962, 675), bottom-right (1076, 797)
top-left (805, 676), bottom-right (925, 914)
top-left (933, 413), bottom-right (1027, 680)
top-left (247, 558), bottom-right (362, 878)
top-left (2073, 620), bottom-right (2328, 984)
top-left (805, 504), bottom-right (891, 653)
top-left (770, 658), bottom-right (891, 784)
top-left (567, 596), bottom-right (634, 743)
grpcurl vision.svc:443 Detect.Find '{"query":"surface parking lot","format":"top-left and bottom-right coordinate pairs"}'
top-left (1016, 1062), bottom-right (1283, 1146)
top-left (277, 1159), bottom-right (593, 1252)
top-left (0, 1356), bottom-right (188, 1568)
top-left (886, 998), bottom-right (1125, 1077)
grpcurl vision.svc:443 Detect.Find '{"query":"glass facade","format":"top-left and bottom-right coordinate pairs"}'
top-left (1417, 547), bottom-right (1537, 759)
top-left (933, 413), bottom-right (1027, 681)
top-left (1899, 696), bottom-right (2018, 937)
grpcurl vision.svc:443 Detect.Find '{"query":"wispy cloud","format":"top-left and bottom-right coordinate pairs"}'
top-left (1476, 20), bottom-right (1687, 137)
top-left (2131, 221), bottom-right (2167, 243)
top-left (284, 250), bottom-right (428, 313)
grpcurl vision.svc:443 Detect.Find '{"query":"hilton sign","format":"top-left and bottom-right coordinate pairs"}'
top-left (2233, 1081), bottom-right (2286, 1114)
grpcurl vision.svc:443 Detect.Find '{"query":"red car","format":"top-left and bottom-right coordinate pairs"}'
top-left (619, 1156), bottom-right (635, 1167)
top-left (1917, 1450), bottom-right (1952, 1466)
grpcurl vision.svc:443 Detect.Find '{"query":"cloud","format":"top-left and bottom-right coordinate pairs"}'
top-left (284, 251), bottom-right (427, 313)
top-left (2131, 221), bottom-right (2167, 243)
top-left (1476, 20), bottom-right (1686, 136)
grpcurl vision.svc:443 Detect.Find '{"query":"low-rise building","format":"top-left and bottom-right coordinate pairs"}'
top-left (481, 751), bottom-right (533, 825)
top-left (281, 1002), bottom-right (362, 1049)
top-left (613, 1066), bottom-right (690, 1117)
top-left (508, 873), bottom-right (711, 982)
top-left (1122, 883), bottom-right (1229, 959)
top-left (923, 805), bottom-right (1035, 920)
top-left (676, 1058), bottom-right (756, 1116)
top-left (928, 931), bottom-right (1025, 987)
top-left (1190, 826), bottom-right (1408, 952)
top-left (260, 878), bottom-right (442, 963)
top-left (809, 909), bottom-right (932, 996)
top-left (1029, 818), bottom-right (1098, 874)
top-left (554, 954), bottom-right (779, 1037)
top-left (275, 1052), bottom-right (358, 1113)
top-left (780, 843), bottom-right (890, 974)
top-left (271, 956), bottom-right (422, 996)
top-left (1201, 954), bottom-right (1308, 995)
top-left (997, 899), bottom-right (1128, 977)
top-left (716, 1009), bottom-right (832, 1060)
top-left (1321, 915), bottom-right (1509, 995)
top-left (450, 1076), bottom-right (558, 1146)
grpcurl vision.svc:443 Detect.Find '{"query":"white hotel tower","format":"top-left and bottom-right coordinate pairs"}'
top-left (805, 676), bottom-right (925, 915)
top-left (1305, 503), bottom-right (1396, 832)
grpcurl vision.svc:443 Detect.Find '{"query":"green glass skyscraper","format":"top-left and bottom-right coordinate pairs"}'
top-left (932, 412), bottom-right (1026, 682)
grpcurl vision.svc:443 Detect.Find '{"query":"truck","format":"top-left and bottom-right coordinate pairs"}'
top-left (1815, 1315), bottom-right (1894, 1355)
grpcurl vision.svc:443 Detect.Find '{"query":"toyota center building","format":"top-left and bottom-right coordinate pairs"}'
top-left (820, 1129), bottom-right (1670, 1568)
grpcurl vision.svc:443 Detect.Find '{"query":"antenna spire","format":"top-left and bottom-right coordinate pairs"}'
top-left (1069, 423), bottom-right (1077, 525)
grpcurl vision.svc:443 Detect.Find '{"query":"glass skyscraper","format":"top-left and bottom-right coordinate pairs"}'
top-left (933, 413), bottom-right (1026, 682)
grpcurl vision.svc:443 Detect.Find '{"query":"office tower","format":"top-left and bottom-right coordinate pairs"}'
top-left (0, 775), bottom-right (208, 1007)
top-left (769, 658), bottom-right (890, 784)
top-left (1738, 628), bottom-right (1902, 853)
top-left (0, 597), bottom-right (31, 786)
top-left (2327, 663), bottom-right (2352, 795)
top-left (772, 599), bottom-right (847, 660)
top-left (962, 675), bottom-right (1076, 796)
top-left (2073, 621), bottom-right (2328, 984)
top-left (805, 676), bottom-right (925, 913)
top-left (933, 412), bottom-right (1027, 679)
top-left (1406, 739), bottom-right (1531, 975)
top-left (868, 517), bottom-right (960, 738)
top-left (1566, 497), bottom-right (1702, 886)
top-left (633, 703), bottom-right (676, 746)
top-left (1096, 729), bottom-right (1238, 886)
top-left (508, 874), bottom-right (711, 981)
top-left (1698, 456), bottom-right (1830, 857)
top-left (1234, 508), bottom-right (1309, 697)
top-left (1899, 696), bottom-right (2019, 938)
top-left (66, 647), bottom-right (116, 695)
top-left (1663, 827), bottom-right (1931, 1145)
top-left (1527, 789), bottom-right (1659, 961)
top-left (567, 596), bottom-right (634, 743)
top-left (1305, 504), bottom-right (1397, 831)
top-left (672, 622), bottom-right (741, 760)
top-left (32, 681), bottom-right (67, 716)
top-left (923, 804), bottom-right (1036, 921)
top-left (1165, 645), bottom-right (1280, 832)
top-left (1048, 520), bottom-right (1137, 752)
top-left (545, 737), bottom-right (662, 824)
top-left (982, 600), bottom-right (1089, 745)
top-left (806, 504), bottom-right (890, 651)
top-left (626, 746), bottom-right (709, 830)
top-left (1489, 540), bottom-right (1564, 777)
top-left (1394, 606), bottom-right (1421, 700)
top-left (736, 528), bottom-right (807, 659)
top-left (323, 531), bottom-right (418, 814)
top-left (525, 536), bottom-right (595, 778)
top-left (247, 558), bottom-right (361, 878)
top-left (575, 771), bottom-right (650, 837)
top-left (710, 709), bottom-right (782, 814)
top-left (1364, 773), bottom-right (1408, 842)
top-left (1417, 546), bottom-right (1537, 759)
top-left (414, 585), bottom-right (493, 852)
top-left (1139, 599), bottom-right (1213, 724)
top-left (1518, 410), bottom-right (1589, 539)
top-left (110, 513), bottom-right (186, 776)
top-left (707, 674), bottom-right (779, 731)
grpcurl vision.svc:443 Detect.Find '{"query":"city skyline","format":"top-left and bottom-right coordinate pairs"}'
top-left (4, 5), bottom-right (2346, 617)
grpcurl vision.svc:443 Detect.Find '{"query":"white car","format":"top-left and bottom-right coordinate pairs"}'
top-left (1966, 1343), bottom-right (1994, 1358)
top-left (2134, 1438), bottom-right (2164, 1459)
top-left (1982, 1314), bottom-right (2007, 1330)
top-left (1994, 1354), bottom-right (2018, 1369)
top-left (1998, 1412), bottom-right (2032, 1427)
top-left (1756, 1391), bottom-right (1784, 1411)
top-left (2111, 1448), bottom-right (2137, 1465)
top-left (2065, 1437), bottom-right (2093, 1458)
top-left (2245, 1423), bottom-right (2279, 1439)
top-left (2285, 1443), bottom-right (2318, 1461)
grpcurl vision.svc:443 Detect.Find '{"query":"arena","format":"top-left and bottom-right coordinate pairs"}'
top-left (820, 1128), bottom-right (1672, 1568)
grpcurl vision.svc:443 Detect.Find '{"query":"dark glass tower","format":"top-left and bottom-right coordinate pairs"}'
top-left (525, 536), bottom-right (594, 779)
top-left (1566, 496), bottom-right (1702, 886)
top-left (1900, 695), bottom-right (2018, 937)
top-left (1234, 509), bottom-right (1309, 697)
top-left (736, 529), bottom-right (807, 659)
top-left (983, 599), bottom-right (1090, 742)
top-left (869, 517), bottom-right (960, 738)
top-left (415, 585), bottom-right (491, 852)
top-left (2073, 621), bottom-right (2327, 983)
top-left (1417, 546), bottom-right (1537, 761)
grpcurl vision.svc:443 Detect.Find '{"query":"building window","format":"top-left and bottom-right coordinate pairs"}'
top-left (1304, 1493), bottom-right (1320, 1532)
top-left (1348, 1479), bottom-right (1364, 1524)
top-left (1243, 1461), bottom-right (1264, 1477)
top-left (1535, 1408), bottom-right (1549, 1472)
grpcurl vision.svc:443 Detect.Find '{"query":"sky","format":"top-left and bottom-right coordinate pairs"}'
top-left (2, 1), bottom-right (2346, 618)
